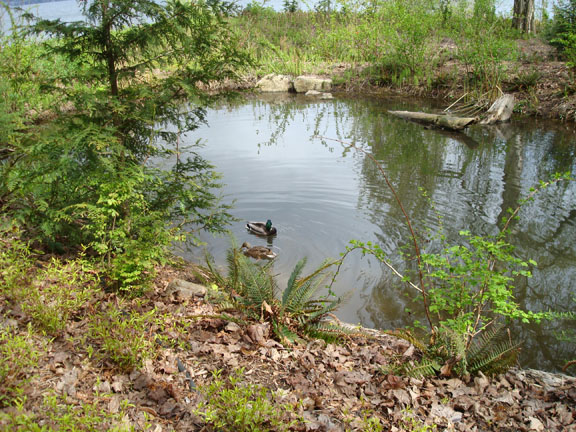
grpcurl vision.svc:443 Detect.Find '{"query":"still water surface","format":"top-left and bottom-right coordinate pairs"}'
top-left (178, 94), bottom-right (576, 372)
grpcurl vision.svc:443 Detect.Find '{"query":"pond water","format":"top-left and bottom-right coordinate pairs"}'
top-left (176, 93), bottom-right (576, 373)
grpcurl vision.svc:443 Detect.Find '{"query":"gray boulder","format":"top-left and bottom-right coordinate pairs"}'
top-left (165, 279), bottom-right (206, 300)
top-left (294, 76), bottom-right (332, 93)
top-left (256, 74), bottom-right (294, 92)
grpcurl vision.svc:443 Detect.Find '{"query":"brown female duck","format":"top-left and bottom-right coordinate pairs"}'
top-left (240, 242), bottom-right (277, 260)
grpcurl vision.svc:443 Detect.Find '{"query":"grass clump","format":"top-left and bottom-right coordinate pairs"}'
top-left (89, 302), bottom-right (158, 371)
top-left (0, 326), bottom-right (40, 407)
top-left (0, 393), bottom-right (136, 431)
top-left (195, 369), bottom-right (299, 432)
top-left (0, 226), bottom-right (99, 336)
top-left (22, 257), bottom-right (98, 336)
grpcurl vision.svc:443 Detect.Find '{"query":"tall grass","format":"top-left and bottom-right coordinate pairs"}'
top-left (231, 0), bottom-right (520, 95)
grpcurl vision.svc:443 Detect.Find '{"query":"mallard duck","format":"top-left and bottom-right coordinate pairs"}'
top-left (241, 242), bottom-right (277, 260)
top-left (246, 219), bottom-right (277, 236)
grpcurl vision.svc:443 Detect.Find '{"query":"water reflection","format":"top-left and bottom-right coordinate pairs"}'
top-left (180, 94), bottom-right (576, 372)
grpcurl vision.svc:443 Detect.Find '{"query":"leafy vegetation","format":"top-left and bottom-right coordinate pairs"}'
top-left (232, 0), bottom-right (520, 97)
top-left (391, 323), bottom-right (521, 378)
top-left (0, 393), bottom-right (136, 431)
top-left (0, 326), bottom-right (40, 407)
top-left (0, 0), bottom-right (574, 429)
top-left (89, 302), bottom-right (158, 370)
top-left (547, 0), bottom-right (576, 67)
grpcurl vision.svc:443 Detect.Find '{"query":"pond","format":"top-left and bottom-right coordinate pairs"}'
top-left (177, 93), bottom-right (576, 373)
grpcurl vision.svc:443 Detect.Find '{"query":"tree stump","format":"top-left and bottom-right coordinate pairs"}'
top-left (480, 94), bottom-right (515, 125)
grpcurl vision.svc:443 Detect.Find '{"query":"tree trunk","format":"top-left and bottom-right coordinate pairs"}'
top-left (512, 0), bottom-right (535, 33)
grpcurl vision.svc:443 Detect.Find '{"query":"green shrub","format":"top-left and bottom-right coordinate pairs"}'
top-left (546, 0), bottom-right (576, 51)
top-left (342, 144), bottom-right (572, 378)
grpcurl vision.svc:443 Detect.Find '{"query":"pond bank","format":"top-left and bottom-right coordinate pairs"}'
top-left (226, 38), bottom-right (576, 125)
top-left (2, 260), bottom-right (575, 431)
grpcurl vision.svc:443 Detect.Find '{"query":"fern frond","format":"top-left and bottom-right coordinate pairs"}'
top-left (434, 326), bottom-right (468, 374)
top-left (402, 359), bottom-right (441, 378)
top-left (282, 258), bottom-right (307, 305)
top-left (232, 251), bottom-right (276, 305)
top-left (273, 321), bottom-right (302, 344)
top-left (300, 297), bottom-right (342, 324)
top-left (386, 329), bottom-right (428, 352)
top-left (306, 321), bottom-right (366, 342)
top-left (467, 322), bottom-right (506, 362)
top-left (240, 268), bottom-right (276, 307)
top-left (283, 273), bottom-right (329, 314)
top-left (296, 258), bottom-right (339, 287)
top-left (468, 339), bottom-right (520, 375)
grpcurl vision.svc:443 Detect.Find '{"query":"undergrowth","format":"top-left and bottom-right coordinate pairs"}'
top-left (194, 369), bottom-right (300, 432)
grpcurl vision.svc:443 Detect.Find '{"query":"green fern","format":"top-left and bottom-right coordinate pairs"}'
top-left (432, 326), bottom-right (468, 376)
top-left (202, 241), bottom-right (346, 343)
top-left (389, 323), bottom-right (520, 378)
top-left (305, 321), bottom-right (364, 343)
top-left (273, 322), bottom-right (303, 344)
top-left (402, 358), bottom-right (441, 378)
top-left (386, 329), bottom-right (428, 352)
top-left (467, 322), bottom-right (508, 362)
top-left (468, 335), bottom-right (521, 375)
top-left (282, 258), bottom-right (307, 306)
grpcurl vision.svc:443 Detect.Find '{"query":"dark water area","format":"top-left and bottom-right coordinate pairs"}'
top-left (175, 93), bottom-right (576, 373)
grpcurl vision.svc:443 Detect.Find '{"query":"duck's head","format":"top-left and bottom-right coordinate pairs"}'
top-left (241, 241), bottom-right (252, 249)
top-left (265, 219), bottom-right (273, 230)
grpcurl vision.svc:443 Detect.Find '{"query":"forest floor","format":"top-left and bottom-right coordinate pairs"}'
top-left (1, 262), bottom-right (575, 432)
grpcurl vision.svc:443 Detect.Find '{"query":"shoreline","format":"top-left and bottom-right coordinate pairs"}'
top-left (222, 37), bottom-right (576, 124)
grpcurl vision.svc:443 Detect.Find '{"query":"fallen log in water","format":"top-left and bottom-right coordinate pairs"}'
top-left (388, 110), bottom-right (478, 131)
top-left (389, 94), bottom-right (516, 132)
